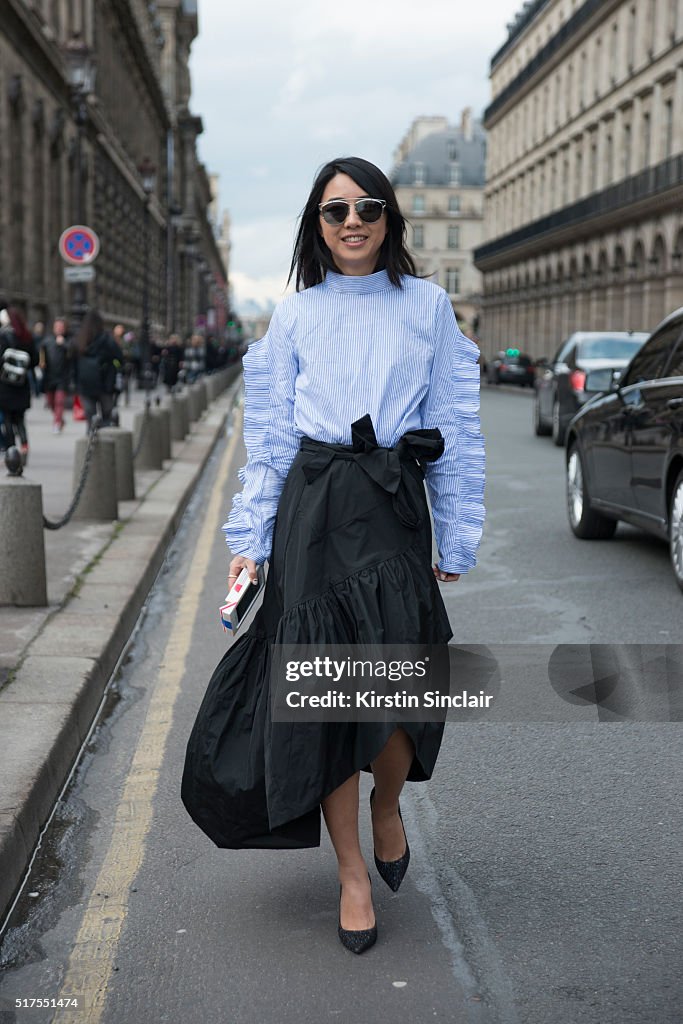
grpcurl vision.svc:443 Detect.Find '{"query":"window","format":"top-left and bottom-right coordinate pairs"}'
top-left (664, 99), bottom-right (674, 158)
top-left (447, 226), bottom-right (460, 249)
top-left (611, 22), bottom-right (619, 78)
top-left (449, 161), bottom-right (460, 186)
top-left (623, 122), bottom-right (632, 175)
top-left (669, 0), bottom-right (679, 39)
top-left (412, 194), bottom-right (425, 214)
top-left (628, 6), bottom-right (637, 68)
top-left (590, 139), bottom-right (598, 191)
top-left (575, 149), bottom-right (583, 197)
top-left (413, 225), bottom-right (424, 249)
top-left (642, 110), bottom-right (651, 167)
top-left (445, 267), bottom-right (460, 294)
top-left (447, 141), bottom-right (457, 161)
top-left (448, 195), bottom-right (460, 214)
top-left (605, 134), bottom-right (614, 184)
top-left (413, 162), bottom-right (425, 185)
top-left (621, 325), bottom-right (683, 386)
top-left (665, 335), bottom-right (683, 377)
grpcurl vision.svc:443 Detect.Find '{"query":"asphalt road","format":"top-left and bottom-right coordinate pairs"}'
top-left (0, 387), bottom-right (681, 1024)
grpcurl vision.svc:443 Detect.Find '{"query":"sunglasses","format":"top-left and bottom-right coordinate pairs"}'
top-left (318, 198), bottom-right (387, 225)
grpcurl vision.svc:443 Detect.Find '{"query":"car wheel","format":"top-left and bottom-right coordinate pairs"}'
top-left (566, 444), bottom-right (618, 540)
top-left (533, 395), bottom-right (551, 436)
top-left (552, 398), bottom-right (565, 446)
top-left (669, 469), bottom-right (683, 593)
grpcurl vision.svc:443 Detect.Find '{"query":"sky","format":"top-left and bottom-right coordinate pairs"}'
top-left (189, 0), bottom-right (525, 314)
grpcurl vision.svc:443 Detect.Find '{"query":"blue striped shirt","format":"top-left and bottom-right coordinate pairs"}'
top-left (223, 268), bottom-right (485, 573)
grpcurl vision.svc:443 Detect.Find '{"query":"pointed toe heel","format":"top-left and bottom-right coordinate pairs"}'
top-left (370, 786), bottom-right (411, 892)
top-left (338, 877), bottom-right (377, 955)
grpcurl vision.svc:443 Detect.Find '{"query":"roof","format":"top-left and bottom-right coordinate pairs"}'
top-left (390, 125), bottom-right (486, 188)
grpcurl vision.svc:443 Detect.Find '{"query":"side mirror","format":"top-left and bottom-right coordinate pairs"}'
top-left (584, 368), bottom-right (619, 394)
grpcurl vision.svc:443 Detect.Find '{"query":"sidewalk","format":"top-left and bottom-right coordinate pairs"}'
top-left (0, 369), bottom-right (242, 926)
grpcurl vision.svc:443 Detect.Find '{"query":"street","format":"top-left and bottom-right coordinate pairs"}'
top-left (0, 386), bottom-right (681, 1024)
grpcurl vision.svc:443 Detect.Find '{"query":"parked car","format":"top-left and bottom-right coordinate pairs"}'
top-left (564, 307), bottom-right (683, 591)
top-left (534, 331), bottom-right (649, 445)
top-left (487, 349), bottom-right (536, 387)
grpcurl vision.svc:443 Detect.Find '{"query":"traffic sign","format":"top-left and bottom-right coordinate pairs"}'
top-left (64, 265), bottom-right (96, 283)
top-left (59, 225), bottom-right (100, 265)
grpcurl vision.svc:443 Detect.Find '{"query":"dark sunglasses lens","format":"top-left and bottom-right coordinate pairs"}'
top-left (321, 203), bottom-right (349, 224)
top-left (356, 200), bottom-right (384, 223)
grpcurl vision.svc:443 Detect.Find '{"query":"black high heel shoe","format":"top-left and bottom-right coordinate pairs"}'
top-left (370, 786), bottom-right (410, 892)
top-left (338, 874), bottom-right (377, 954)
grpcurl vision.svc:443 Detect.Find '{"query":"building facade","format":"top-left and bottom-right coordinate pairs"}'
top-left (390, 111), bottom-right (486, 332)
top-left (0, 0), bottom-right (227, 336)
top-left (474, 0), bottom-right (683, 360)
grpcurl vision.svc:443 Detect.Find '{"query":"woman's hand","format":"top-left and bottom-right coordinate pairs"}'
top-left (228, 555), bottom-right (260, 589)
top-left (433, 563), bottom-right (460, 583)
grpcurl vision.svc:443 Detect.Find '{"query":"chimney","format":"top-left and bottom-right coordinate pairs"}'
top-left (461, 107), bottom-right (473, 141)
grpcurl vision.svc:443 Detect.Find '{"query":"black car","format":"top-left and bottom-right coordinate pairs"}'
top-left (487, 349), bottom-right (536, 387)
top-left (565, 307), bottom-right (683, 591)
top-left (534, 331), bottom-right (648, 445)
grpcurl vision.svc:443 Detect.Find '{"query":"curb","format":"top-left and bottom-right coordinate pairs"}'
top-left (0, 367), bottom-right (243, 928)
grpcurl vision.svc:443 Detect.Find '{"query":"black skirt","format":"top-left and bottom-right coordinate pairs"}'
top-left (181, 415), bottom-right (453, 849)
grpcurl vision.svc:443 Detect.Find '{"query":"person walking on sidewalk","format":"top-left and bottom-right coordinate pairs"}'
top-left (0, 304), bottom-right (38, 463)
top-left (181, 157), bottom-right (486, 954)
top-left (40, 317), bottom-right (73, 433)
top-left (74, 310), bottom-right (123, 432)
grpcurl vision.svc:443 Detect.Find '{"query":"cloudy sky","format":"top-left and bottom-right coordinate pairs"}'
top-left (189, 0), bottom-right (524, 313)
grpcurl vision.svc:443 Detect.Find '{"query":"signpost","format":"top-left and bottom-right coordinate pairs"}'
top-left (59, 225), bottom-right (100, 265)
top-left (59, 224), bottom-right (100, 329)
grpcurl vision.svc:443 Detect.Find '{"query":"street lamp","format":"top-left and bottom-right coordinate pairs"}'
top-left (138, 156), bottom-right (156, 392)
top-left (62, 33), bottom-right (96, 330)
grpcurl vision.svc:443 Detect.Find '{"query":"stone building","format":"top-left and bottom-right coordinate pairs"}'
top-left (0, 0), bottom-right (227, 336)
top-left (474, 0), bottom-right (683, 360)
top-left (390, 110), bottom-right (486, 331)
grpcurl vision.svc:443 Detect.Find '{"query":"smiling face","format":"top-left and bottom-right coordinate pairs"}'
top-left (319, 173), bottom-right (387, 277)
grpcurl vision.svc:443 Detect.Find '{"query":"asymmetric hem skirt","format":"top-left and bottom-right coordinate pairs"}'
top-left (181, 415), bottom-right (453, 849)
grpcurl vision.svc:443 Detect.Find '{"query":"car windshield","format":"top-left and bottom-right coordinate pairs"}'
top-left (577, 336), bottom-right (645, 360)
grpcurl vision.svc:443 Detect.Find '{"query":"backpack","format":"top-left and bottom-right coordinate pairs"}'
top-left (0, 347), bottom-right (31, 387)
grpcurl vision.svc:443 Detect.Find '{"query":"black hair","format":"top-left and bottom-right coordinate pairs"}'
top-left (287, 157), bottom-right (416, 291)
top-left (76, 309), bottom-right (104, 354)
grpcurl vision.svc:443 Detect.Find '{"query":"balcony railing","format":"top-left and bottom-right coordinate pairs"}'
top-left (473, 154), bottom-right (683, 265)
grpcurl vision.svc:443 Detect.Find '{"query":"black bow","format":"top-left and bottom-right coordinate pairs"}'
top-left (301, 414), bottom-right (444, 529)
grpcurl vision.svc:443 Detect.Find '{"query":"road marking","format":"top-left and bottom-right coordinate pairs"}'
top-left (53, 407), bottom-right (243, 1023)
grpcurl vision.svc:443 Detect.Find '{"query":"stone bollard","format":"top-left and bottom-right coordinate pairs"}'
top-left (132, 407), bottom-right (163, 470)
top-left (72, 435), bottom-right (118, 520)
top-left (196, 379), bottom-right (208, 413)
top-left (0, 477), bottom-right (48, 606)
top-left (186, 384), bottom-right (201, 424)
top-left (176, 392), bottom-right (190, 437)
top-left (152, 406), bottom-right (172, 462)
top-left (167, 394), bottom-right (186, 443)
top-left (204, 375), bottom-right (218, 403)
top-left (99, 427), bottom-right (135, 501)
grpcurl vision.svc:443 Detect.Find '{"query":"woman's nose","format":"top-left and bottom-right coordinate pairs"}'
top-left (344, 202), bottom-right (362, 227)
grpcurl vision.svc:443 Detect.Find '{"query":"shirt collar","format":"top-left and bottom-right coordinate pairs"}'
top-left (324, 268), bottom-right (394, 294)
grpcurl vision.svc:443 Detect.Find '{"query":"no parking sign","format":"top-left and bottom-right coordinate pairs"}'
top-left (59, 225), bottom-right (100, 265)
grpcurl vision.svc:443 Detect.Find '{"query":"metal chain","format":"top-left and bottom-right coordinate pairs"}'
top-left (42, 418), bottom-right (102, 531)
top-left (132, 398), bottom-right (151, 460)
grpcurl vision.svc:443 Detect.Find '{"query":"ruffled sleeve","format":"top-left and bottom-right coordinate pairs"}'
top-left (222, 302), bottom-right (299, 564)
top-left (420, 291), bottom-right (486, 573)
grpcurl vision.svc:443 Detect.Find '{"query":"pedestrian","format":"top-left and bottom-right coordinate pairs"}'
top-left (31, 321), bottom-right (46, 397)
top-left (73, 310), bottom-right (122, 432)
top-left (183, 333), bottom-right (205, 383)
top-left (0, 304), bottom-right (38, 463)
top-left (40, 317), bottom-right (73, 433)
top-left (159, 334), bottom-right (183, 392)
top-left (181, 157), bottom-right (485, 954)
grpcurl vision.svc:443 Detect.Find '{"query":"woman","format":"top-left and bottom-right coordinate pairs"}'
top-left (0, 305), bottom-right (38, 463)
top-left (74, 310), bottom-right (122, 432)
top-left (181, 157), bottom-right (485, 953)
top-left (40, 317), bottom-right (73, 433)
